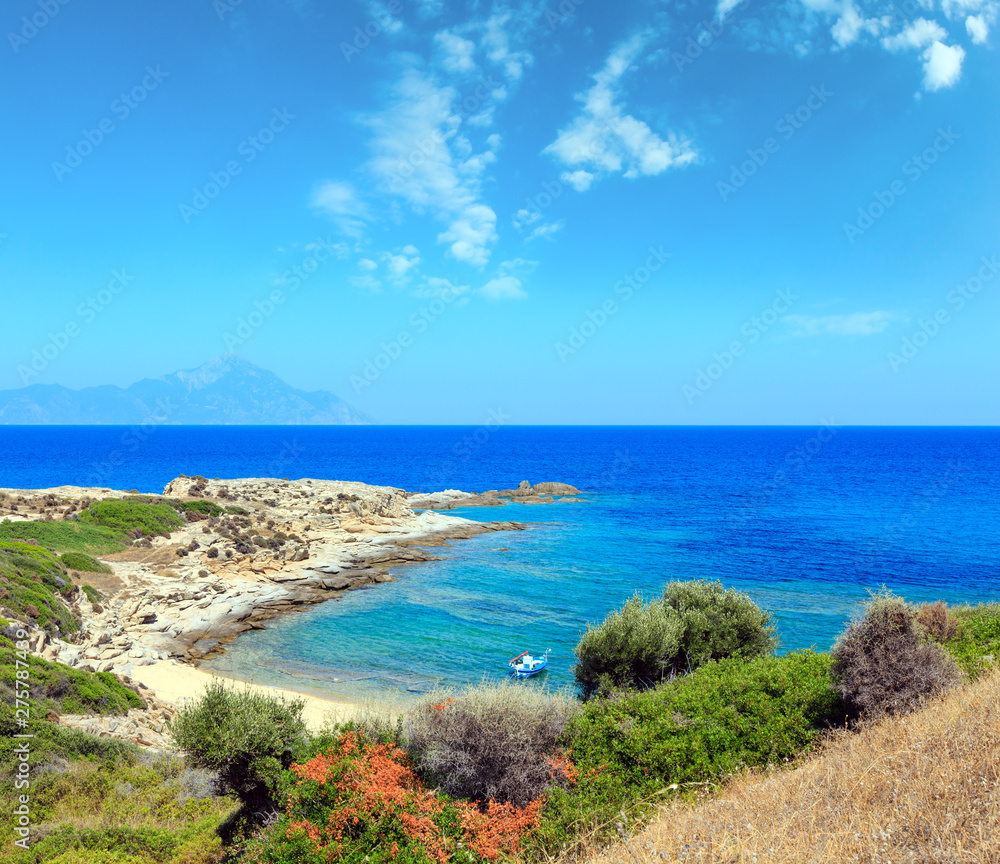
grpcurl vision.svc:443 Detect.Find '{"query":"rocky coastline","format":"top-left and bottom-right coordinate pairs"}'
top-left (0, 475), bottom-right (581, 747)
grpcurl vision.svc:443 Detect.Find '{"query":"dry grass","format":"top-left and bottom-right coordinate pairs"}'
top-left (584, 668), bottom-right (1000, 864)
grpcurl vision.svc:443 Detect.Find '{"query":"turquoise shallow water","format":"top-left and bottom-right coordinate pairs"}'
top-left (1, 425), bottom-right (997, 703)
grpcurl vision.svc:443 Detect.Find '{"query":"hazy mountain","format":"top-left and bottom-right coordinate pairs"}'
top-left (0, 355), bottom-right (372, 425)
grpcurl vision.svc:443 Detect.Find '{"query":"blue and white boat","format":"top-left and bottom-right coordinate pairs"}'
top-left (509, 649), bottom-right (550, 678)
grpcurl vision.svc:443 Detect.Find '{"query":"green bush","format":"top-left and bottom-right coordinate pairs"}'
top-left (574, 580), bottom-right (777, 698)
top-left (173, 500), bottom-right (225, 517)
top-left (169, 680), bottom-right (307, 819)
top-left (82, 585), bottom-right (103, 604)
top-left (405, 679), bottom-right (580, 806)
top-left (944, 602), bottom-right (1000, 680)
top-left (831, 589), bottom-right (961, 721)
top-left (0, 541), bottom-right (78, 635)
top-left (0, 521), bottom-right (129, 555)
top-left (60, 552), bottom-right (112, 574)
top-left (528, 650), bottom-right (843, 860)
top-left (79, 498), bottom-right (183, 537)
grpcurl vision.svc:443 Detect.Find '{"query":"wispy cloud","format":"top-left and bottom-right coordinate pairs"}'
top-left (784, 311), bottom-right (897, 336)
top-left (544, 33), bottom-right (697, 192)
top-left (365, 66), bottom-right (499, 266)
top-left (311, 180), bottom-right (369, 237)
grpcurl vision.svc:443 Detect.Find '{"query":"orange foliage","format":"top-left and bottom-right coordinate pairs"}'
top-left (544, 750), bottom-right (579, 785)
top-left (461, 798), bottom-right (544, 861)
top-left (284, 730), bottom-right (542, 863)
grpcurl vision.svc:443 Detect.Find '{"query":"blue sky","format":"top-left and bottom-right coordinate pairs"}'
top-left (1, 0), bottom-right (997, 423)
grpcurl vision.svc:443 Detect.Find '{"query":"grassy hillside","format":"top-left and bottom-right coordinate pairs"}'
top-left (0, 543), bottom-right (78, 636)
top-left (587, 666), bottom-right (1000, 864)
top-left (0, 523), bottom-right (128, 556)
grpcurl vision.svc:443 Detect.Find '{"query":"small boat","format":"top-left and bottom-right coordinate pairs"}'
top-left (509, 649), bottom-right (550, 678)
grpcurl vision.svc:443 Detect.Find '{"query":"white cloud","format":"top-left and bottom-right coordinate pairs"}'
top-left (311, 181), bottom-right (369, 237)
top-left (832, 1), bottom-right (873, 47)
top-left (480, 10), bottom-right (534, 81)
top-left (415, 276), bottom-right (468, 300)
top-left (358, 258), bottom-right (378, 271)
top-left (415, 0), bottom-right (444, 17)
top-left (479, 275), bottom-right (527, 300)
top-left (561, 169), bottom-right (594, 192)
top-left (881, 18), bottom-right (947, 51)
top-left (349, 274), bottom-right (383, 293)
top-left (966, 13), bottom-right (990, 41)
top-left (383, 247), bottom-right (421, 285)
top-left (716, 0), bottom-right (745, 21)
top-left (525, 220), bottom-right (564, 242)
top-left (544, 34), bottom-right (697, 190)
top-left (366, 67), bottom-right (498, 266)
top-left (922, 40), bottom-right (966, 89)
top-left (434, 30), bottom-right (477, 74)
top-left (783, 311), bottom-right (896, 336)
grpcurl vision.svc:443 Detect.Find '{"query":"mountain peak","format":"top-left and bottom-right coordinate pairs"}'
top-left (0, 359), bottom-right (372, 425)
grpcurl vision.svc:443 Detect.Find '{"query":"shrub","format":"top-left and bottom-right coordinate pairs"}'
top-left (528, 650), bottom-right (843, 860)
top-left (0, 520), bottom-right (128, 555)
top-left (172, 499), bottom-right (226, 518)
top-left (917, 600), bottom-right (960, 642)
top-left (79, 497), bottom-right (183, 537)
top-left (406, 680), bottom-right (579, 807)
top-left (59, 552), bottom-right (112, 574)
top-left (0, 540), bottom-right (78, 635)
top-left (574, 580), bottom-right (777, 698)
top-left (169, 680), bottom-right (307, 819)
top-left (831, 589), bottom-right (961, 721)
top-left (239, 730), bottom-right (542, 864)
top-left (943, 602), bottom-right (1000, 679)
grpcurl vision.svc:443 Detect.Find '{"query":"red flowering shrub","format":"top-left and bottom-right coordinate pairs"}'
top-left (237, 730), bottom-right (542, 864)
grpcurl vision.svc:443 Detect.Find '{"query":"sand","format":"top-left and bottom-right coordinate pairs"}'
top-left (129, 659), bottom-right (362, 729)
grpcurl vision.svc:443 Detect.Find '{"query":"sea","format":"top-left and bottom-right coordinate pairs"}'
top-left (1, 425), bottom-right (998, 704)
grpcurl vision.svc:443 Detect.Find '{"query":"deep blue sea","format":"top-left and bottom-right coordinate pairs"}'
top-left (2, 426), bottom-right (998, 703)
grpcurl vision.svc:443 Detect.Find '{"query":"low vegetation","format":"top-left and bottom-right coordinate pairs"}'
top-left (528, 650), bottom-right (843, 860)
top-left (405, 679), bottom-right (580, 806)
top-left (78, 498), bottom-right (183, 537)
top-left (2, 573), bottom-right (997, 864)
top-left (169, 680), bottom-right (308, 819)
top-left (831, 589), bottom-right (961, 720)
top-left (587, 666), bottom-right (1000, 864)
top-left (0, 541), bottom-right (78, 636)
top-left (943, 601), bottom-right (1000, 679)
top-left (0, 522), bottom-right (128, 556)
top-left (573, 579), bottom-right (777, 698)
top-left (58, 553), bottom-right (111, 574)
